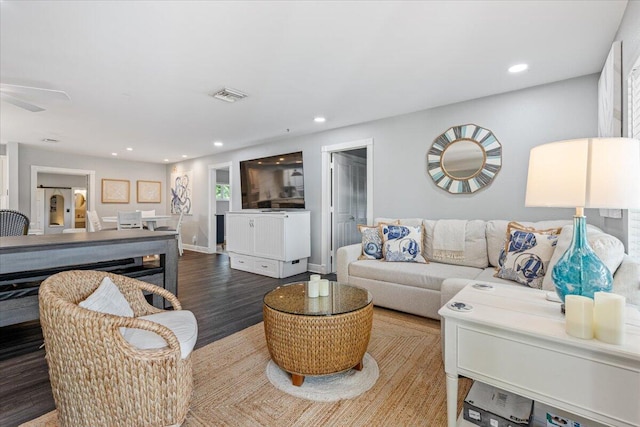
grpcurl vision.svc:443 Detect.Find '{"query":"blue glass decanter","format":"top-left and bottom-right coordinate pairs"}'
top-left (551, 213), bottom-right (612, 302)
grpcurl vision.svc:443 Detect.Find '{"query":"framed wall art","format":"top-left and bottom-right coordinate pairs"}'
top-left (137, 180), bottom-right (161, 203)
top-left (101, 179), bottom-right (130, 203)
top-left (170, 170), bottom-right (193, 214)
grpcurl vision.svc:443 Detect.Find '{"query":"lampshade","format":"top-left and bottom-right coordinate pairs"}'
top-left (525, 137), bottom-right (640, 209)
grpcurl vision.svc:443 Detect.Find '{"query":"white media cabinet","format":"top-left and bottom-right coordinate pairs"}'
top-left (226, 211), bottom-right (311, 278)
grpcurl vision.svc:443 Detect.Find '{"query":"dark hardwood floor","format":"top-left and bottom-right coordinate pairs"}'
top-left (0, 251), bottom-right (332, 427)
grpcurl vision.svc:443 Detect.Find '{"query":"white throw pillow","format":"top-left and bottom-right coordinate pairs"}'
top-left (542, 224), bottom-right (625, 291)
top-left (79, 276), bottom-right (133, 317)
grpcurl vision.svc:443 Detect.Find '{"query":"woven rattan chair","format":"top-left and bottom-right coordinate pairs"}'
top-left (0, 209), bottom-right (30, 236)
top-left (39, 271), bottom-right (193, 427)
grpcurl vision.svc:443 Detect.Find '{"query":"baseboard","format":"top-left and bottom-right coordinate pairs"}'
top-left (182, 244), bottom-right (215, 254)
top-left (307, 263), bottom-right (325, 274)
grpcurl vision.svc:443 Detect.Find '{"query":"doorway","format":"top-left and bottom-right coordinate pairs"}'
top-left (321, 138), bottom-right (373, 274)
top-left (208, 162), bottom-right (233, 254)
top-left (30, 166), bottom-right (96, 233)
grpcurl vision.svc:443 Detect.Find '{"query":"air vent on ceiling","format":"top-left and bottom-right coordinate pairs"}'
top-left (211, 87), bottom-right (248, 103)
top-left (42, 138), bottom-right (59, 143)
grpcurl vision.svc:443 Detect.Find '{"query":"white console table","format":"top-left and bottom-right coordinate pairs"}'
top-left (226, 211), bottom-right (310, 278)
top-left (438, 283), bottom-right (640, 427)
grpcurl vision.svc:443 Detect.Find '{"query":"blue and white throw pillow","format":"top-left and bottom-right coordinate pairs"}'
top-left (381, 224), bottom-right (427, 263)
top-left (358, 225), bottom-right (384, 260)
top-left (495, 222), bottom-right (561, 288)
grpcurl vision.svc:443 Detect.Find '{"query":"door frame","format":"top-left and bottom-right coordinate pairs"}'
top-left (30, 166), bottom-right (96, 232)
top-left (321, 138), bottom-right (373, 274)
top-left (207, 161), bottom-right (233, 253)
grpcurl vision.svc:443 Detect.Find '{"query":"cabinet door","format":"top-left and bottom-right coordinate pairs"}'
top-left (254, 215), bottom-right (284, 259)
top-left (226, 214), bottom-right (254, 254)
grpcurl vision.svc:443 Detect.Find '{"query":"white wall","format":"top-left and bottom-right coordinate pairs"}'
top-left (169, 74), bottom-right (599, 265)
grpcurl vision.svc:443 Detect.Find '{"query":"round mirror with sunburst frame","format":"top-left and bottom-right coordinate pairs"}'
top-left (427, 124), bottom-right (502, 194)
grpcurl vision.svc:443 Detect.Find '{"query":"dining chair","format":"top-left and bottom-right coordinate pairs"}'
top-left (0, 209), bottom-right (30, 236)
top-left (86, 210), bottom-right (103, 232)
top-left (155, 212), bottom-right (184, 255)
top-left (117, 211), bottom-right (143, 230)
top-left (138, 209), bottom-right (156, 218)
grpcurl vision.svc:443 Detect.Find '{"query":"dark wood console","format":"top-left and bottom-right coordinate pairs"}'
top-left (0, 230), bottom-right (179, 327)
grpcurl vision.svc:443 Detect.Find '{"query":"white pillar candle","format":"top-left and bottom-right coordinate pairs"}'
top-left (594, 292), bottom-right (626, 345)
top-left (309, 274), bottom-right (321, 282)
top-left (564, 295), bottom-right (594, 339)
top-left (319, 279), bottom-right (330, 297)
top-left (307, 280), bottom-right (319, 298)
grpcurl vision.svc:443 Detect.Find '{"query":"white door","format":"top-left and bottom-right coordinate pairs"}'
top-left (331, 152), bottom-right (367, 270)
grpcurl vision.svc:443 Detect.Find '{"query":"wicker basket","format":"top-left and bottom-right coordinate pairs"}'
top-left (263, 302), bottom-right (373, 376)
top-left (39, 270), bottom-right (193, 427)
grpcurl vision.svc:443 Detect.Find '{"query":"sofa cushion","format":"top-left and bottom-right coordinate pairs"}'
top-left (474, 268), bottom-right (522, 286)
top-left (375, 218), bottom-right (421, 227)
top-left (381, 224), bottom-right (427, 263)
top-left (358, 225), bottom-right (384, 260)
top-left (486, 220), bottom-right (571, 267)
top-left (348, 259), bottom-right (481, 291)
top-left (495, 222), bottom-right (561, 289)
top-left (423, 220), bottom-right (488, 268)
top-left (541, 224), bottom-right (625, 292)
top-left (612, 255), bottom-right (640, 306)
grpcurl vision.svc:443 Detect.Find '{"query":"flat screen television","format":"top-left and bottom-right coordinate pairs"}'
top-left (240, 151), bottom-right (305, 210)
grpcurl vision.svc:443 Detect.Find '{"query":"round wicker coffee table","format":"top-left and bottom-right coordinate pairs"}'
top-left (263, 281), bottom-right (373, 386)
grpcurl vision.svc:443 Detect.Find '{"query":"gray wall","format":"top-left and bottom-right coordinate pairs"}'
top-left (18, 145), bottom-right (168, 218)
top-left (37, 173), bottom-right (88, 188)
top-left (170, 74), bottom-right (599, 267)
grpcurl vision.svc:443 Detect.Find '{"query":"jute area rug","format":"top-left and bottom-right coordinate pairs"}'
top-left (22, 308), bottom-right (472, 427)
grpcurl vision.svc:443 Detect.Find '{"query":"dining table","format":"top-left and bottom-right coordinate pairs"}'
top-left (102, 215), bottom-right (172, 231)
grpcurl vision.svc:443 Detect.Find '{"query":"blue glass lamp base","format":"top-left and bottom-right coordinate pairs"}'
top-left (551, 216), bottom-right (612, 302)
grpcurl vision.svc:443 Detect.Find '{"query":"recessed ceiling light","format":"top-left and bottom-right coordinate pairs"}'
top-left (508, 63), bottom-right (528, 73)
top-left (182, 154), bottom-right (188, 158)
top-left (126, 147), bottom-right (133, 151)
top-left (163, 159), bottom-right (169, 162)
top-left (279, 158), bottom-right (284, 161)
top-left (314, 116), bottom-right (326, 123)
top-left (111, 152), bottom-right (118, 156)
top-left (213, 141), bottom-right (223, 147)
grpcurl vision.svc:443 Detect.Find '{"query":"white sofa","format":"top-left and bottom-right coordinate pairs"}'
top-left (337, 218), bottom-right (640, 320)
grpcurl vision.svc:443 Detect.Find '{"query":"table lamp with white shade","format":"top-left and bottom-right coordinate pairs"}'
top-left (525, 137), bottom-right (640, 301)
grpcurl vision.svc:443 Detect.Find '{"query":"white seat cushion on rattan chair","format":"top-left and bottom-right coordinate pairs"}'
top-left (121, 310), bottom-right (198, 359)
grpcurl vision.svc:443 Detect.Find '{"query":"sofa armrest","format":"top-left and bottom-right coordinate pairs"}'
top-left (337, 244), bottom-right (362, 284)
top-left (613, 255), bottom-right (640, 306)
top-left (440, 278), bottom-right (476, 308)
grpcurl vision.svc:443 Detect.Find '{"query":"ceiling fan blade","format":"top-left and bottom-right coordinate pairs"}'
top-left (0, 83), bottom-right (70, 101)
top-left (0, 92), bottom-right (46, 112)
